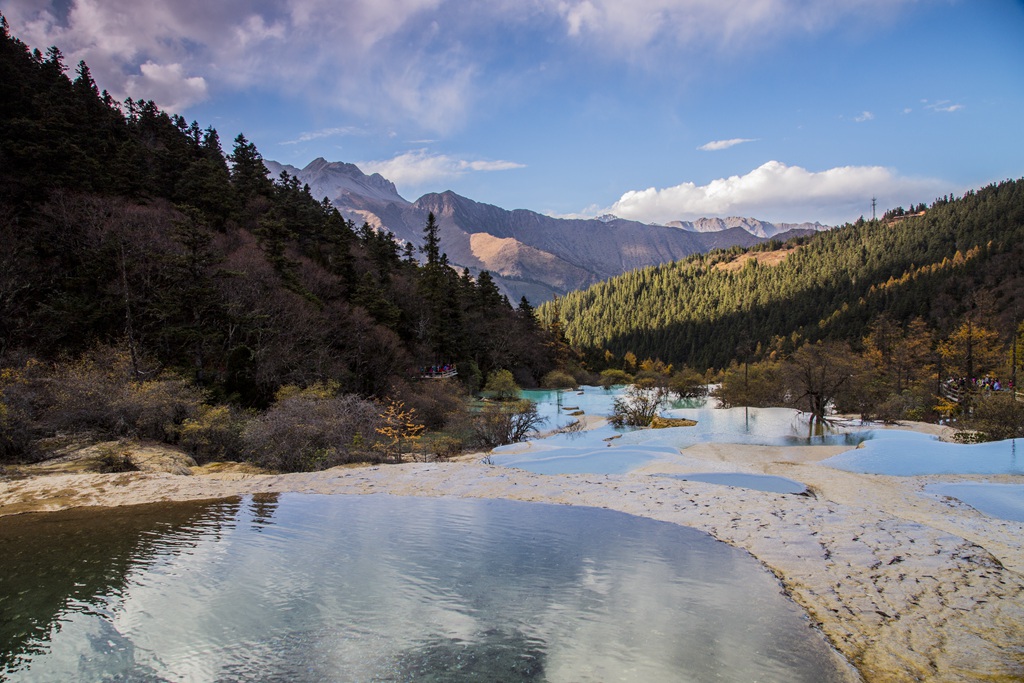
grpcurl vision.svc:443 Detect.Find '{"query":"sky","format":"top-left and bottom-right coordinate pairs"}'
top-left (5, 0), bottom-right (1024, 225)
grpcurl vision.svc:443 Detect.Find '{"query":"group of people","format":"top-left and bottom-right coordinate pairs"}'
top-left (419, 363), bottom-right (457, 378)
top-left (947, 376), bottom-right (1014, 393)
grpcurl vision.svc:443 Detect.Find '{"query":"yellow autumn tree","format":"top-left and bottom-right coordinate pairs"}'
top-left (937, 319), bottom-right (1003, 380)
top-left (375, 399), bottom-right (425, 463)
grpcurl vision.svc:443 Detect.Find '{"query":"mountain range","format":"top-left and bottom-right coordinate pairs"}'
top-left (265, 158), bottom-right (830, 303)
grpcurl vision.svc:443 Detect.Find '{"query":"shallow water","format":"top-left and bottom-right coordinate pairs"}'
top-left (522, 388), bottom-right (870, 447)
top-left (822, 436), bottom-right (1024, 476)
top-left (0, 494), bottom-right (856, 682)
top-left (925, 482), bottom-right (1024, 522)
top-left (498, 388), bottom-right (875, 475)
top-left (652, 472), bottom-right (809, 494)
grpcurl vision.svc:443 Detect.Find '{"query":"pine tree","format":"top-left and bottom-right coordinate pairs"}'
top-left (229, 133), bottom-right (272, 204)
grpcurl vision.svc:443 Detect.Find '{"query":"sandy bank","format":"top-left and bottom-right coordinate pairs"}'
top-left (1, 430), bottom-right (1022, 682)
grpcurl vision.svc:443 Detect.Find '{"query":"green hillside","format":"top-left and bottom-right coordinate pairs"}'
top-left (542, 180), bottom-right (1024, 371)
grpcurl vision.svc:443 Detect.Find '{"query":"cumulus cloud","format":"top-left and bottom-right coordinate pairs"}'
top-left (606, 160), bottom-right (946, 225)
top-left (854, 111), bottom-right (874, 122)
top-left (698, 138), bottom-right (756, 151)
top-left (125, 62), bottom-right (208, 111)
top-left (2, 0), bottom-right (470, 129)
top-left (360, 149), bottom-right (525, 188)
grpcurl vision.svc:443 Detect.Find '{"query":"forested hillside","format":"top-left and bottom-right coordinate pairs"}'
top-left (0, 17), bottom-right (559, 467)
top-left (543, 180), bottom-right (1024, 371)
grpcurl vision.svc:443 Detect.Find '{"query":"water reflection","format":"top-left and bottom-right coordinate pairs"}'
top-left (248, 491), bottom-right (280, 530)
top-left (0, 498), bottom-right (243, 676)
top-left (498, 388), bottom-right (878, 475)
top-left (526, 387), bottom-right (875, 448)
top-left (0, 494), bottom-right (856, 682)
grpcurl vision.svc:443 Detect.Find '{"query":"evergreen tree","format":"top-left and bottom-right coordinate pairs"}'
top-left (228, 133), bottom-right (272, 205)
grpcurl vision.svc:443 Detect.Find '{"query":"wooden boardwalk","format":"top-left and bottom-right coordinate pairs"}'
top-left (418, 368), bottom-right (458, 380)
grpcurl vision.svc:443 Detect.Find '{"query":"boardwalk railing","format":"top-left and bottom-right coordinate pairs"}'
top-left (940, 381), bottom-right (1020, 404)
top-left (418, 366), bottom-right (458, 380)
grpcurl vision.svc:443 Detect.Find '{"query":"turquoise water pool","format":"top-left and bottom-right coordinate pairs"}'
top-left (496, 388), bottom-right (876, 475)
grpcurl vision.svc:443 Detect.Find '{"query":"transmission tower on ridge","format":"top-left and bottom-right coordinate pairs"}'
top-left (871, 196), bottom-right (877, 221)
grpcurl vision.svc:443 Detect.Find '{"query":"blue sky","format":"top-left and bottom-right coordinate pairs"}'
top-left (7, 0), bottom-right (1024, 225)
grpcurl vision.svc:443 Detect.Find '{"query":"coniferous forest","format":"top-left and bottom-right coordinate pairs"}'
top-left (543, 183), bottom-right (1024, 371)
top-left (539, 177), bottom-right (1024, 437)
top-left (0, 17), bottom-right (560, 468)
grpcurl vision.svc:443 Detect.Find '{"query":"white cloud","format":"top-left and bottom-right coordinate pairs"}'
top-left (360, 149), bottom-right (525, 188)
top-left (2, 0), bottom-right (469, 129)
top-left (4, 0), bottom-right (930, 132)
top-left (126, 62), bottom-right (208, 111)
top-left (924, 100), bottom-right (964, 113)
top-left (554, 0), bottom-right (921, 53)
top-left (606, 160), bottom-right (946, 225)
top-left (698, 138), bottom-right (756, 151)
top-left (854, 111), bottom-right (874, 122)
top-left (281, 127), bottom-right (365, 145)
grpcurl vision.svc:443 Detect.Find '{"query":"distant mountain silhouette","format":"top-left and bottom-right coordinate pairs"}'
top-left (267, 159), bottom-right (826, 303)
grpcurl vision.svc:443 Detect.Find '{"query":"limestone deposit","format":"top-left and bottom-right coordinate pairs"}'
top-left (1, 430), bottom-right (1022, 682)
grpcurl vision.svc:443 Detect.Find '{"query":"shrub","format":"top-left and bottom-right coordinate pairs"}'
top-left (540, 370), bottom-right (577, 389)
top-left (116, 375), bottom-right (206, 442)
top-left (0, 360), bottom-right (48, 462)
top-left (471, 400), bottom-right (546, 447)
top-left (93, 443), bottom-right (138, 473)
top-left (569, 366), bottom-right (599, 386)
top-left (599, 368), bottom-right (632, 388)
top-left (954, 392), bottom-right (1023, 442)
top-left (483, 369), bottom-right (520, 401)
top-left (241, 388), bottom-right (383, 472)
top-left (610, 381), bottom-right (670, 427)
top-left (179, 404), bottom-right (251, 463)
top-left (43, 346), bottom-right (204, 442)
top-left (398, 378), bottom-right (468, 431)
top-left (668, 367), bottom-right (708, 399)
top-left (428, 434), bottom-right (465, 461)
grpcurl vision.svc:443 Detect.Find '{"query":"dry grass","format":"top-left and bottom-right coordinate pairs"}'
top-left (714, 247), bottom-right (799, 272)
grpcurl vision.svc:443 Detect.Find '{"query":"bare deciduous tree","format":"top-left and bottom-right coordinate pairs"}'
top-left (471, 400), bottom-right (545, 447)
top-left (783, 340), bottom-right (866, 426)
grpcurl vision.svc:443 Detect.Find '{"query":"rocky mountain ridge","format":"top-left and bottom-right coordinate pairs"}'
top-left (267, 158), bottom-right (827, 303)
top-left (265, 158), bottom-right (407, 207)
top-left (665, 216), bottom-right (829, 239)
